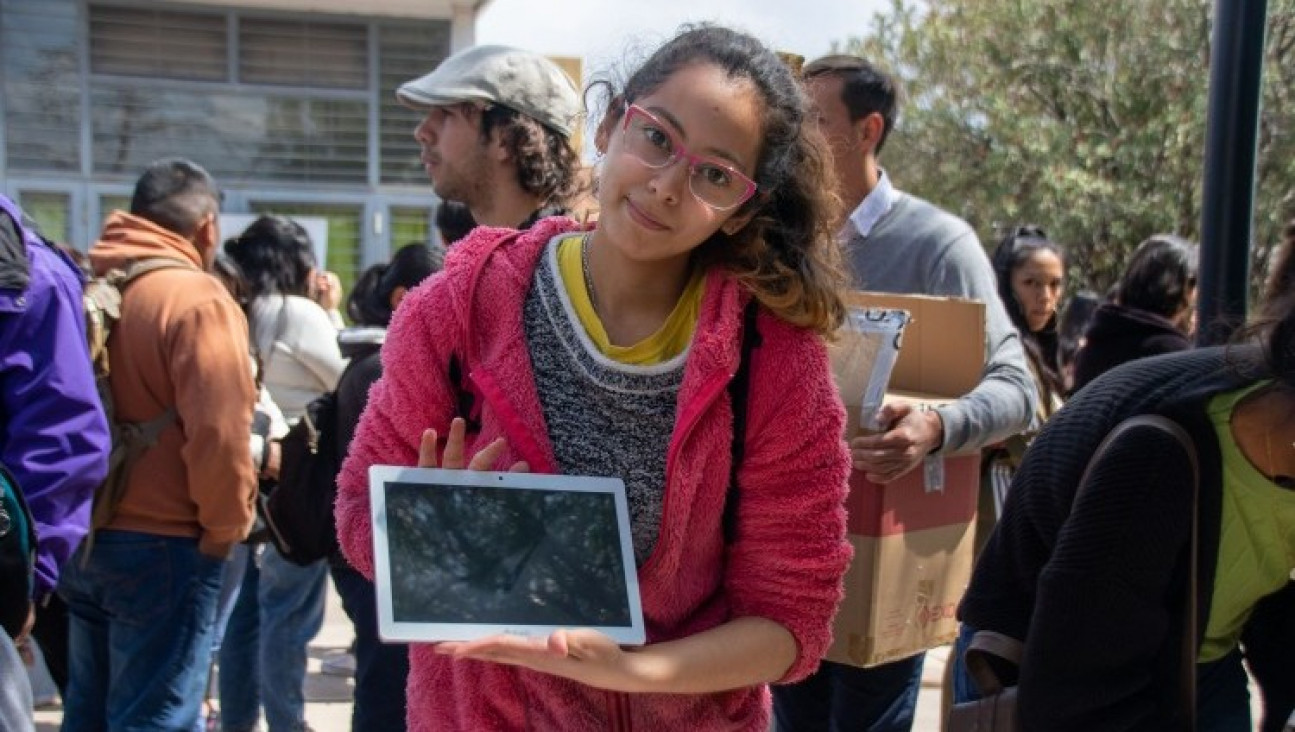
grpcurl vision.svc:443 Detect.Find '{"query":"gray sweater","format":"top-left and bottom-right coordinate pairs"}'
top-left (846, 193), bottom-right (1035, 454)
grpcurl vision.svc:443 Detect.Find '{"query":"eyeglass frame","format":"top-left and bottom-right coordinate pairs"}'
top-left (619, 103), bottom-right (759, 211)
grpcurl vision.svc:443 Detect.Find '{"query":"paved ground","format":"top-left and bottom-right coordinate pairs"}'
top-left (33, 582), bottom-right (950, 731)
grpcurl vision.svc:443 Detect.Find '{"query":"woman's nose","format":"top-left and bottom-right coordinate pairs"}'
top-left (648, 157), bottom-right (689, 204)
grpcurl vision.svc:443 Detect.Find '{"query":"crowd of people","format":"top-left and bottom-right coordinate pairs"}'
top-left (0, 19), bottom-right (1291, 732)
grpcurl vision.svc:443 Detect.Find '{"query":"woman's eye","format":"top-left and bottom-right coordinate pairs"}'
top-left (642, 125), bottom-right (672, 151)
top-left (698, 164), bottom-right (733, 189)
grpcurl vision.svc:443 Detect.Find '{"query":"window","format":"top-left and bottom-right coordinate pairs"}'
top-left (89, 5), bottom-right (226, 82)
top-left (91, 88), bottom-right (368, 184)
top-left (3, 0), bottom-right (81, 172)
top-left (379, 23), bottom-right (451, 184)
top-left (239, 18), bottom-right (367, 89)
top-left (390, 206), bottom-right (433, 251)
top-left (20, 192), bottom-right (72, 246)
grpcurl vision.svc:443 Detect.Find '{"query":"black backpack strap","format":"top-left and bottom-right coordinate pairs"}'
top-left (722, 299), bottom-right (762, 545)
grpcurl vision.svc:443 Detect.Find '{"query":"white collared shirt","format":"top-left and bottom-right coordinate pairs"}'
top-left (843, 169), bottom-right (900, 240)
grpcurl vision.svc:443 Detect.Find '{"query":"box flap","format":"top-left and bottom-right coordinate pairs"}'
top-left (845, 292), bottom-right (986, 398)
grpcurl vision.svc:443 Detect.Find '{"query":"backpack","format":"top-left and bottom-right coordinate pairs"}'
top-left (0, 462), bottom-right (37, 639)
top-left (83, 258), bottom-right (190, 532)
top-left (260, 388), bottom-right (342, 566)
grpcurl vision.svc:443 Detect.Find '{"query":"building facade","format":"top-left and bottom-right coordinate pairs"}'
top-left (1, 0), bottom-right (487, 288)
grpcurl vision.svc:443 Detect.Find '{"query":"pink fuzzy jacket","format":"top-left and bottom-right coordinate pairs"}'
top-left (335, 217), bottom-right (852, 731)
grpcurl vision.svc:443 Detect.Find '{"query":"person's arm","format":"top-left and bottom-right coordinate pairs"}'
top-left (929, 231), bottom-right (1036, 454)
top-left (288, 297), bottom-right (349, 392)
top-left (0, 252), bottom-right (109, 599)
top-left (334, 276), bottom-right (462, 578)
top-left (850, 230), bottom-right (1036, 482)
top-left (1018, 422), bottom-right (1195, 730)
top-left (170, 295), bottom-right (258, 558)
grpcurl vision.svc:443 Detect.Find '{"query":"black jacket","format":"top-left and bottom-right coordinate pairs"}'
top-left (960, 346), bottom-right (1295, 731)
top-left (1072, 303), bottom-right (1192, 392)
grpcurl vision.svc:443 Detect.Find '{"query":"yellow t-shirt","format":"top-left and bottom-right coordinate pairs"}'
top-left (555, 234), bottom-right (704, 365)
top-left (1199, 381), bottom-right (1295, 662)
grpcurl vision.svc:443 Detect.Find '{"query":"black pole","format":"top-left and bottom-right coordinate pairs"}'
top-left (1197, 0), bottom-right (1268, 346)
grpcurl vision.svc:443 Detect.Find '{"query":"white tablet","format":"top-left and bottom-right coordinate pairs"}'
top-left (368, 466), bottom-right (645, 645)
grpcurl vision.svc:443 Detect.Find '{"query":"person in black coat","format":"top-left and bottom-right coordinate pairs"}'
top-left (331, 242), bottom-right (441, 732)
top-left (1071, 234), bottom-right (1198, 392)
top-left (954, 273), bottom-right (1295, 730)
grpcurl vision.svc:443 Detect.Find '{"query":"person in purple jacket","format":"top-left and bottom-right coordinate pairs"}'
top-left (0, 194), bottom-right (110, 727)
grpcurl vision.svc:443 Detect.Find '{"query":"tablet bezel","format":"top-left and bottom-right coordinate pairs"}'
top-left (368, 465), bottom-right (646, 645)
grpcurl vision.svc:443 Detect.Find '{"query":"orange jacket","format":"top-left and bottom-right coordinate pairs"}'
top-left (89, 212), bottom-right (256, 558)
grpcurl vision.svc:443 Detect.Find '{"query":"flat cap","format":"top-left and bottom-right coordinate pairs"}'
top-left (397, 45), bottom-right (581, 138)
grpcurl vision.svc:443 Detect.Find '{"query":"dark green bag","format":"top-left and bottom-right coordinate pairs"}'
top-left (0, 462), bottom-right (36, 638)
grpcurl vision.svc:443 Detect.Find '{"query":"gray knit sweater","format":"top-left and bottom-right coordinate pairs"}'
top-left (845, 192), bottom-right (1036, 453)
top-left (522, 238), bottom-right (687, 563)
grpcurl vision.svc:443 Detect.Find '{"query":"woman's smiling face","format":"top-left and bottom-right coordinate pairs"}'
top-left (594, 61), bottom-right (764, 267)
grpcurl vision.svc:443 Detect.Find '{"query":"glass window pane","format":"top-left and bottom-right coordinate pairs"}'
top-left (240, 18), bottom-right (367, 89)
top-left (89, 5), bottom-right (227, 82)
top-left (390, 206), bottom-right (432, 253)
top-left (379, 22), bottom-right (451, 184)
top-left (91, 86), bottom-right (368, 184)
top-left (249, 203), bottom-right (363, 303)
top-left (2, 0), bottom-right (81, 172)
top-left (19, 192), bottom-right (71, 245)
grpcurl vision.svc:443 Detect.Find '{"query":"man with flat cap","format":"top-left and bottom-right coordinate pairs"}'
top-left (398, 45), bottom-right (583, 231)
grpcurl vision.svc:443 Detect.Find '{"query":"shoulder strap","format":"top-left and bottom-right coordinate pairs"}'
top-left (722, 299), bottom-right (762, 545)
top-left (1077, 414), bottom-right (1200, 727)
top-left (119, 257), bottom-right (193, 286)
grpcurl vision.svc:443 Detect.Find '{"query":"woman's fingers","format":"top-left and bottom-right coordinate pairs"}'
top-left (468, 437), bottom-right (507, 471)
top-left (441, 418), bottom-right (468, 469)
top-left (417, 428), bottom-right (439, 468)
top-left (418, 419), bottom-right (525, 473)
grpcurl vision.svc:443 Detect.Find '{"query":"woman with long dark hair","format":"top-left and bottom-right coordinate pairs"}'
top-left (955, 232), bottom-right (1295, 730)
top-left (979, 226), bottom-right (1066, 530)
top-left (330, 243), bottom-right (441, 731)
top-left (221, 215), bottom-right (346, 732)
top-left (1072, 234), bottom-right (1198, 391)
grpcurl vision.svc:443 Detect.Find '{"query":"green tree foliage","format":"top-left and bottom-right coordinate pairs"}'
top-left (845, 0), bottom-right (1294, 298)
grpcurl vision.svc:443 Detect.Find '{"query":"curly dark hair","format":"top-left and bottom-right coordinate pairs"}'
top-left (223, 215), bottom-right (315, 300)
top-left (480, 106), bottom-right (583, 209)
top-left (589, 24), bottom-right (848, 336)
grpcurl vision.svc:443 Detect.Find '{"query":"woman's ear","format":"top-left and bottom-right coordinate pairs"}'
top-left (389, 285), bottom-right (408, 311)
top-left (593, 117), bottom-right (613, 156)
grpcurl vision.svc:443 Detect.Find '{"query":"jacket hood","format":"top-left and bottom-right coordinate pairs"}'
top-left (1087, 302), bottom-right (1184, 340)
top-left (338, 325), bottom-right (385, 360)
top-left (89, 211), bottom-right (204, 275)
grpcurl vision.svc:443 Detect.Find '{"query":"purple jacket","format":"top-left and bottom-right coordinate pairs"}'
top-left (0, 195), bottom-right (110, 599)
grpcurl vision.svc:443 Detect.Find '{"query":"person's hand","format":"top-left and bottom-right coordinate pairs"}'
top-left (849, 402), bottom-right (944, 483)
top-left (435, 628), bottom-right (647, 692)
top-left (262, 440), bottom-right (282, 481)
top-left (419, 417), bottom-right (528, 473)
top-left (311, 270), bottom-right (343, 312)
top-left (14, 606), bottom-right (35, 666)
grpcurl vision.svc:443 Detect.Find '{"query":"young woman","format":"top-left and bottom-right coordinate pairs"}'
top-left (330, 243), bottom-right (442, 732)
top-left (955, 236), bottom-right (1295, 729)
top-left (979, 226), bottom-right (1067, 527)
top-left (335, 25), bottom-right (854, 731)
top-left (221, 215), bottom-right (347, 732)
top-left (1072, 234), bottom-right (1198, 391)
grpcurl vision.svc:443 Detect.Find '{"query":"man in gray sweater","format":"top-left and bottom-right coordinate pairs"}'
top-left (771, 55), bottom-right (1036, 732)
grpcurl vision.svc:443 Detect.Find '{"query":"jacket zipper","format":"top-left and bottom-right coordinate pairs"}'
top-left (638, 372), bottom-right (732, 577)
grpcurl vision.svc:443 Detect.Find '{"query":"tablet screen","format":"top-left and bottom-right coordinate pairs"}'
top-left (369, 467), bottom-right (645, 644)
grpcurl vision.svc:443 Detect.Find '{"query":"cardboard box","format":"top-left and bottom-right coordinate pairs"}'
top-left (826, 292), bottom-right (985, 668)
